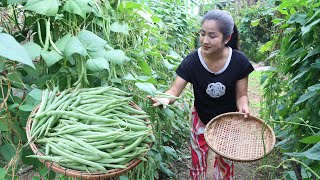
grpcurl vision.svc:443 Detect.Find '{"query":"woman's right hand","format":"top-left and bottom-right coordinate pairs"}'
top-left (147, 96), bottom-right (170, 108)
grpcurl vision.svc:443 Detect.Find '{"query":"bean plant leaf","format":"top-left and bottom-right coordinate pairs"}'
top-left (163, 59), bottom-right (175, 70)
top-left (136, 10), bottom-right (153, 24)
top-left (24, 0), bottom-right (61, 16)
top-left (86, 58), bottom-right (109, 72)
top-left (19, 104), bottom-right (36, 111)
top-left (251, 19), bottom-right (260, 27)
top-left (159, 162), bottom-right (176, 177)
top-left (135, 82), bottom-right (156, 96)
top-left (78, 30), bottom-right (107, 51)
top-left (24, 42), bottom-right (41, 60)
top-left (105, 50), bottom-right (130, 65)
top-left (0, 121), bottom-right (8, 132)
top-left (163, 146), bottom-right (178, 159)
top-left (284, 143), bottom-right (320, 160)
top-left (0, 144), bottom-right (16, 162)
top-left (308, 83), bottom-right (320, 91)
top-left (88, 49), bottom-right (107, 59)
top-left (0, 33), bottom-right (35, 69)
top-left (63, 0), bottom-right (92, 19)
top-left (301, 18), bottom-right (320, 36)
top-left (8, 0), bottom-right (27, 4)
top-left (294, 91), bottom-right (317, 105)
top-left (122, 73), bottom-right (136, 81)
top-left (137, 60), bottom-right (152, 76)
top-left (64, 37), bottom-right (87, 57)
top-left (0, 57), bottom-right (5, 71)
top-left (54, 33), bottom-right (72, 52)
top-left (300, 135), bottom-right (320, 144)
top-left (41, 50), bottom-right (63, 67)
top-left (0, 167), bottom-right (5, 179)
top-left (28, 88), bottom-right (42, 101)
top-left (110, 22), bottom-right (129, 35)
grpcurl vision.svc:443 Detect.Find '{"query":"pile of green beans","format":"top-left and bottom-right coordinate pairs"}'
top-left (28, 86), bottom-right (154, 173)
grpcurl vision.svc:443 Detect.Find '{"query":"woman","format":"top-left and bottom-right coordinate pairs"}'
top-left (150, 10), bottom-right (254, 180)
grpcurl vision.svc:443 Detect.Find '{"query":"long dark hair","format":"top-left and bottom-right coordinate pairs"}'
top-left (227, 25), bottom-right (239, 50)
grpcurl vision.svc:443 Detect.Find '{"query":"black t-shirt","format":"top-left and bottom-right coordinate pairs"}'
top-left (176, 48), bottom-right (254, 124)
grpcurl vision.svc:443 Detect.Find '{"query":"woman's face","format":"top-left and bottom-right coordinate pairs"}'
top-left (199, 20), bottom-right (229, 55)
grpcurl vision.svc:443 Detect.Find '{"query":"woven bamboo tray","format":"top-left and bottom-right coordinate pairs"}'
top-left (26, 102), bottom-right (152, 180)
top-left (204, 112), bottom-right (275, 162)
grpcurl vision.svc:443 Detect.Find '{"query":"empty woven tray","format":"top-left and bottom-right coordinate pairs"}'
top-left (204, 112), bottom-right (275, 162)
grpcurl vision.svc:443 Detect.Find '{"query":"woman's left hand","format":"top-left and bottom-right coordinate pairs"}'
top-left (238, 104), bottom-right (250, 118)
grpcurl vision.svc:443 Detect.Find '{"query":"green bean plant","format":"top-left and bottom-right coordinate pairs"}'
top-left (0, 0), bottom-right (197, 179)
top-left (260, 0), bottom-right (320, 179)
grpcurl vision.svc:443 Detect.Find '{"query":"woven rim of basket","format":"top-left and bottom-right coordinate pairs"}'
top-left (204, 112), bottom-right (276, 162)
top-left (26, 101), bottom-right (152, 180)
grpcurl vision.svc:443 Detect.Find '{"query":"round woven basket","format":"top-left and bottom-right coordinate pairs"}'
top-left (26, 102), bottom-right (152, 180)
top-left (204, 112), bottom-right (275, 162)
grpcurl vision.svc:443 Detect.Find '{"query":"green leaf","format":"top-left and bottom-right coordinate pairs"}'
top-left (0, 144), bottom-right (16, 162)
top-left (301, 18), bottom-right (320, 36)
top-left (64, 37), bottom-right (87, 57)
top-left (289, 70), bottom-right (307, 83)
top-left (54, 33), bottom-right (72, 52)
top-left (88, 49), bottom-right (107, 59)
top-left (0, 121), bottom-right (8, 132)
top-left (41, 50), bottom-right (63, 67)
top-left (163, 59), bottom-right (175, 70)
top-left (136, 10), bottom-right (153, 24)
top-left (0, 167), bottom-right (5, 179)
top-left (163, 146), bottom-right (178, 159)
top-left (287, 13), bottom-right (306, 25)
top-left (86, 58), bottom-right (109, 72)
top-left (259, 41), bottom-right (274, 53)
top-left (285, 143), bottom-right (320, 160)
top-left (302, 46), bottom-right (320, 62)
top-left (8, 0), bottom-right (27, 4)
top-left (294, 91), bottom-right (317, 105)
top-left (19, 104), bottom-right (36, 111)
top-left (122, 73), bottom-right (136, 81)
top-left (0, 33), bottom-right (35, 69)
top-left (63, 0), bottom-right (91, 19)
top-left (300, 135), bottom-right (320, 144)
top-left (110, 22), bottom-right (129, 35)
top-left (162, 108), bottom-right (174, 118)
top-left (121, 1), bottom-right (142, 9)
top-left (7, 72), bottom-right (24, 89)
top-left (23, 42), bottom-right (41, 60)
top-left (308, 83), bottom-right (320, 91)
top-left (78, 30), bottom-right (107, 51)
top-left (135, 82), bottom-right (156, 96)
top-left (0, 57), bottom-right (5, 71)
top-left (105, 50), bottom-right (129, 65)
top-left (137, 60), bottom-right (152, 76)
top-left (159, 162), bottom-right (175, 177)
top-left (251, 19), bottom-right (260, 27)
top-left (24, 0), bottom-right (61, 16)
top-left (28, 88), bottom-right (42, 101)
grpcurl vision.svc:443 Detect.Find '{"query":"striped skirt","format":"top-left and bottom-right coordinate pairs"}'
top-left (190, 109), bottom-right (234, 180)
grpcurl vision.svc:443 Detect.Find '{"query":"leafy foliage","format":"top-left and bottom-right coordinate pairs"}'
top-left (261, 0), bottom-right (320, 178)
top-left (0, 0), bottom-right (197, 179)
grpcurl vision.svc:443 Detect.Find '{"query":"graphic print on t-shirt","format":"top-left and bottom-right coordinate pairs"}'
top-left (206, 82), bottom-right (226, 98)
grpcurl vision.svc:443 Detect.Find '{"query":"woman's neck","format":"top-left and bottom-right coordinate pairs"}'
top-left (202, 46), bottom-right (229, 62)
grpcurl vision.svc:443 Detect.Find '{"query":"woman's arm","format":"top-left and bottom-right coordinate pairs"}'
top-left (150, 76), bottom-right (188, 107)
top-left (236, 76), bottom-right (250, 118)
